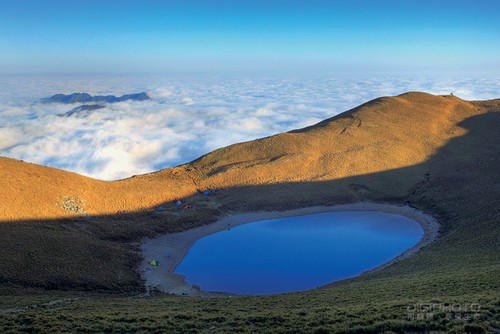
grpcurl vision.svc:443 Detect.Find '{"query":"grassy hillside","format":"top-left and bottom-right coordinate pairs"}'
top-left (1, 92), bottom-right (499, 333)
top-left (0, 93), bottom-right (480, 220)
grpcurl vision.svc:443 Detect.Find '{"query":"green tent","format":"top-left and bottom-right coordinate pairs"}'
top-left (149, 259), bottom-right (159, 266)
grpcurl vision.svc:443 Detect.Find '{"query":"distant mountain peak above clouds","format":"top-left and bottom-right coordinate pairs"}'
top-left (45, 92), bottom-right (151, 104)
top-left (61, 104), bottom-right (106, 117)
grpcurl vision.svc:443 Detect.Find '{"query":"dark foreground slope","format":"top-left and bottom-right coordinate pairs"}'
top-left (0, 92), bottom-right (499, 333)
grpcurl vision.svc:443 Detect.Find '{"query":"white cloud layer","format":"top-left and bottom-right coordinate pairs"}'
top-left (0, 74), bottom-right (498, 180)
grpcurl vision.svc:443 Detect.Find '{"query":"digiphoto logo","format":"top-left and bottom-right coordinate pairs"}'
top-left (406, 303), bottom-right (481, 321)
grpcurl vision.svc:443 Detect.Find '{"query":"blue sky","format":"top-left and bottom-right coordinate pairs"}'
top-left (0, 0), bottom-right (499, 74)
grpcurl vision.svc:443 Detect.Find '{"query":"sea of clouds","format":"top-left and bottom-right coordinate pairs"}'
top-left (0, 74), bottom-right (498, 180)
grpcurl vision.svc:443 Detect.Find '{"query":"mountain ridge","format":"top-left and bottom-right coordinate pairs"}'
top-left (0, 92), bottom-right (497, 221)
top-left (44, 92), bottom-right (150, 104)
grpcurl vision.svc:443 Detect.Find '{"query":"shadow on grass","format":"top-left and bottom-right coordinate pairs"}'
top-left (0, 112), bottom-right (499, 294)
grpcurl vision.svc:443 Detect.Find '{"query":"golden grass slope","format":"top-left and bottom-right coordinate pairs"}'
top-left (0, 92), bottom-right (495, 221)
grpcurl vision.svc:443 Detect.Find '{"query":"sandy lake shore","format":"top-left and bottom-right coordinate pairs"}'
top-left (140, 202), bottom-right (439, 297)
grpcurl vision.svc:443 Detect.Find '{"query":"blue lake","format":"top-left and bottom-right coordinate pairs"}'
top-left (175, 211), bottom-right (423, 295)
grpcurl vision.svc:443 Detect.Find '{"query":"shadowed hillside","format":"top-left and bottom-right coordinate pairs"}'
top-left (0, 92), bottom-right (489, 220)
top-left (0, 92), bottom-right (499, 333)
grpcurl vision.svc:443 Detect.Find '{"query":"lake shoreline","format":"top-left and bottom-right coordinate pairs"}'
top-left (140, 202), bottom-right (440, 297)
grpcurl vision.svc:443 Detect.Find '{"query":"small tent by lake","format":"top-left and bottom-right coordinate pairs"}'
top-left (149, 259), bottom-right (159, 266)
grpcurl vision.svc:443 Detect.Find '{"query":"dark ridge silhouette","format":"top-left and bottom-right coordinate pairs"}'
top-left (60, 104), bottom-right (106, 117)
top-left (45, 92), bottom-right (150, 104)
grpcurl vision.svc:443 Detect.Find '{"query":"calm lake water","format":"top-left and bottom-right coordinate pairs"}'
top-left (175, 211), bottom-right (423, 295)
